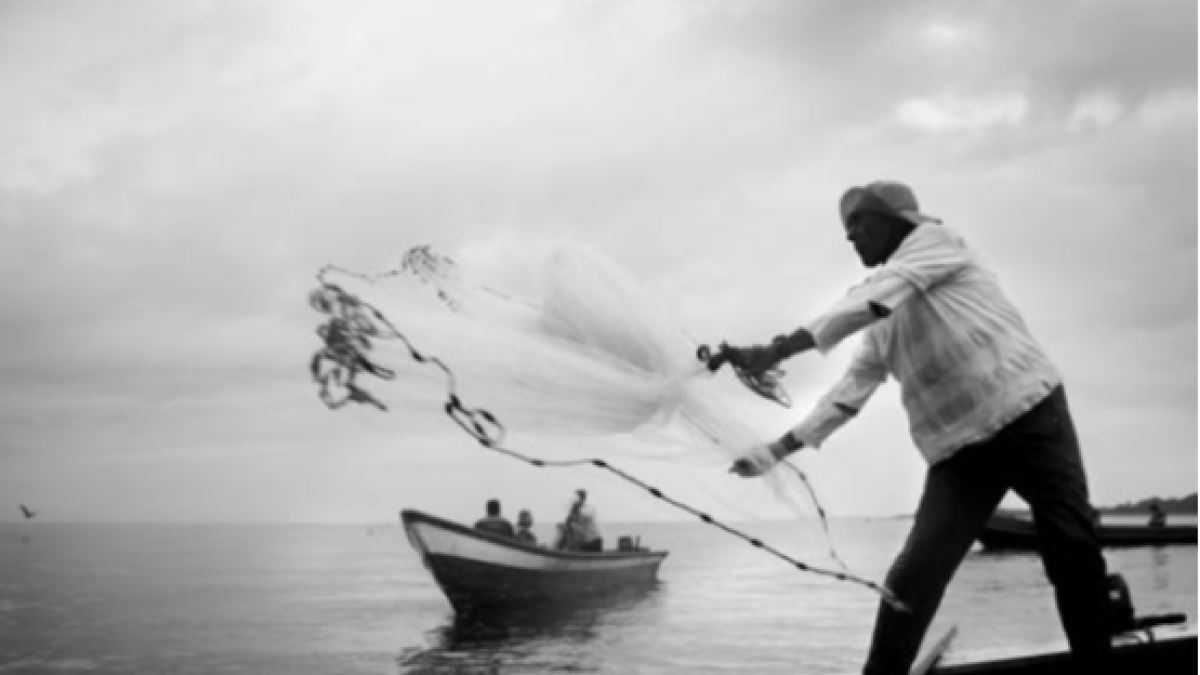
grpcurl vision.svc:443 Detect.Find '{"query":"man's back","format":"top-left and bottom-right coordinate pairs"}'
top-left (863, 223), bottom-right (1060, 461)
top-left (573, 504), bottom-right (601, 542)
top-left (474, 516), bottom-right (515, 538)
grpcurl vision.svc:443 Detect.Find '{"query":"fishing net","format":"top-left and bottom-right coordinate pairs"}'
top-left (308, 241), bottom-right (901, 607)
top-left (313, 242), bottom-right (781, 468)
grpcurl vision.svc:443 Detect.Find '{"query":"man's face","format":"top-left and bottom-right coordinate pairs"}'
top-left (845, 211), bottom-right (904, 267)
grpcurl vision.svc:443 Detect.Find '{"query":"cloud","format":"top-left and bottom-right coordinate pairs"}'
top-left (896, 93), bottom-right (1030, 132)
top-left (0, 0), bottom-right (1193, 521)
top-left (1067, 93), bottom-right (1123, 132)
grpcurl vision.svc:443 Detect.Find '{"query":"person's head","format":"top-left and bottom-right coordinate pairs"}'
top-left (518, 510), bottom-right (533, 528)
top-left (576, 489), bottom-right (587, 503)
top-left (839, 181), bottom-right (938, 268)
top-left (486, 499), bottom-right (502, 517)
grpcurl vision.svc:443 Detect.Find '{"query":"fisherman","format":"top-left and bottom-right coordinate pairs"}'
top-left (516, 509), bottom-right (538, 544)
top-left (724, 182), bottom-right (1112, 674)
top-left (473, 499), bottom-right (516, 538)
top-left (559, 490), bottom-right (603, 552)
top-left (1148, 501), bottom-right (1167, 527)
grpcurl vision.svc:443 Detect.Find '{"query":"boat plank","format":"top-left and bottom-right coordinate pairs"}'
top-left (932, 624), bottom-right (1197, 675)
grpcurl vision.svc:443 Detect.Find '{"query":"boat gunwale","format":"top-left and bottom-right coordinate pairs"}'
top-left (400, 509), bottom-right (668, 563)
top-left (933, 623), bottom-right (1198, 673)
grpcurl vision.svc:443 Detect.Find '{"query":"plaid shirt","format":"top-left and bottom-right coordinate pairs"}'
top-left (791, 223), bottom-right (1061, 464)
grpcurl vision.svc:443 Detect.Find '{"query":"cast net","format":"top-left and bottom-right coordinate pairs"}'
top-left (307, 241), bottom-right (900, 607)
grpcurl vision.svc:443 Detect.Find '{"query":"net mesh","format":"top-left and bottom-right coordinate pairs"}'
top-left (306, 241), bottom-right (905, 607)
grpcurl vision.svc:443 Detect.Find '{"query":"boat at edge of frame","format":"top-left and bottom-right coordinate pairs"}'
top-left (924, 621), bottom-right (1197, 674)
top-left (978, 513), bottom-right (1197, 550)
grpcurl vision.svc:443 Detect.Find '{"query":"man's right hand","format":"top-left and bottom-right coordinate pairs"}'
top-left (723, 343), bottom-right (783, 376)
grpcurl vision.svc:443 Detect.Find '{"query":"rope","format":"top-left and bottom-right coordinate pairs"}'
top-left (308, 267), bottom-right (906, 612)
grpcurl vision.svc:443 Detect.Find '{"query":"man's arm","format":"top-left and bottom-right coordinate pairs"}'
top-left (731, 336), bottom-right (888, 476)
top-left (771, 326), bottom-right (817, 362)
top-left (725, 275), bottom-right (913, 376)
top-left (785, 337), bottom-right (888, 452)
top-left (731, 223), bottom-right (972, 371)
top-left (802, 274), bottom-right (914, 354)
top-left (766, 428), bottom-right (806, 461)
top-left (719, 328), bottom-right (815, 375)
top-left (807, 223), bottom-right (977, 353)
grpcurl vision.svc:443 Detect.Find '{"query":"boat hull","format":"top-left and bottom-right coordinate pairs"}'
top-left (979, 514), bottom-right (1197, 550)
top-left (932, 623), bottom-right (1197, 674)
top-left (401, 509), bottom-right (667, 612)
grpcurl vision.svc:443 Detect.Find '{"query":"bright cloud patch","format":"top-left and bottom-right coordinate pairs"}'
top-left (1067, 93), bottom-right (1123, 132)
top-left (896, 93), bottom-right (1029, 132)
top-left (924, 22), bottom-right (961, 44)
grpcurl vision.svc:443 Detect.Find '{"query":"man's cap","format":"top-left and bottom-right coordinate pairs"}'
top-left (840, 181), bottom-right (940, 226)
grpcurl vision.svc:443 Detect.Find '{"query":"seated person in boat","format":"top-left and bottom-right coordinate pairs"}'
top-left (557, 489), bottom-right (603, 552)
top-left (474, 499), bottom-right (516, 538)
top-left (516, 509), bottom-right (537, 544)
top-left (1148, 501), bottom-right (1167, 527)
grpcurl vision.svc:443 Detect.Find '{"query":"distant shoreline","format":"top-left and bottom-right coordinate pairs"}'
top-left (1097, 492), bottom-right (1197, 515)
top-left (998, 492), bottom-right (1197, 517)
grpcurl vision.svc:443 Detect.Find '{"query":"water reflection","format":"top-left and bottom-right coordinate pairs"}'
top-left (1149, 547), bottom-right (1171, 591)
top-left (397, 584), bottom-right (664, 674)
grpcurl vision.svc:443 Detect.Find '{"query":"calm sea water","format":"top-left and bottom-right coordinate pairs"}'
top-left (1, 518), bottom-right (1194, 674)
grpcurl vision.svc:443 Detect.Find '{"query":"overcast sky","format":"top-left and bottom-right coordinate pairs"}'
top-left (1, 0), bottom-right (1195, 526)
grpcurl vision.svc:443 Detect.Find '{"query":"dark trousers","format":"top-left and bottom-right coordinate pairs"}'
top-left (863, 386), bottom-right (1111, 675)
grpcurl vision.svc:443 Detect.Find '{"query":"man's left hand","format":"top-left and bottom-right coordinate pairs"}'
top-left (729, 443), bottom-right (777, 477)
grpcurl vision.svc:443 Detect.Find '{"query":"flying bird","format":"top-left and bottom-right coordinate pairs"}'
top-left (19, 504), bottom-right (37, 520)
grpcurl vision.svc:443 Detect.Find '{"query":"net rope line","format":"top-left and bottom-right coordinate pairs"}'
top-left (309, 264), bottom-right (905, 611)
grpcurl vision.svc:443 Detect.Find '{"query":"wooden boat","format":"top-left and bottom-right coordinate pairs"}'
top-left (922, 621), bottom-right (1197, 674)
top-left (401, 509), bottom-right (668, 612)
top-left (978, 513), bottom-right (1197, 550)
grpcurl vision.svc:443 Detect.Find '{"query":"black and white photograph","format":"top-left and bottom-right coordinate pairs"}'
top-left (2, 1), bottom-right (1196, 673)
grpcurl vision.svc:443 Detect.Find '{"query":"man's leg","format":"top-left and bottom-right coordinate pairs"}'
top-left (1007, 387), bottom-right (1111, 672)
top-left (863, 443), bottom-right (1008, 675)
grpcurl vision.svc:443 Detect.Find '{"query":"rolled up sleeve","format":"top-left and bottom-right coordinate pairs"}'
top-left (790, 335), bottom-right (888, 449)
top-left (804, 274), bottom-right (914, 353)
top-left (803, 224), bottom-right (970, 354)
